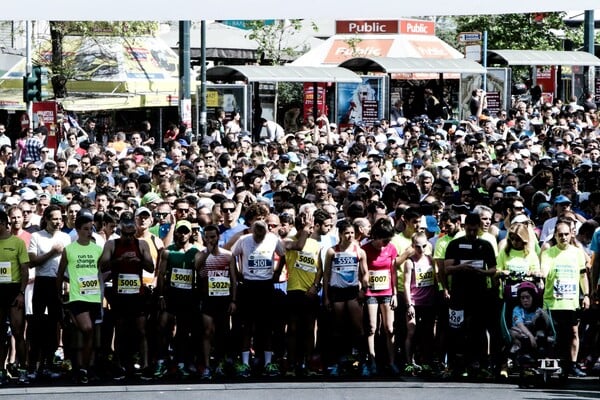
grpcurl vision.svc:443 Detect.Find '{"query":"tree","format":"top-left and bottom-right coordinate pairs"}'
top-left (46, 21), bottom-right (159, 98)
top-left (455, 13), bottom-right (581, 52)
top-left (245, 19), bottom-right (317, 65)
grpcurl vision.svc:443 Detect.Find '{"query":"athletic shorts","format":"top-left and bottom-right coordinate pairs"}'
top-left (327, 286), bottom-right (359, 303)
top-left (0, 283), bottom-right (20, 309)
top-left (366, 295), bottom-right (392, 305)
top-left (68, 301), bottom-right (102, 321)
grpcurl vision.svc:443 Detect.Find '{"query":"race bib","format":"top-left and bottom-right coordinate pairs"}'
top-left (553, 279), bottom-right (577, 300)
top-left (78, 275), bottom-right (100, 296)
top-left (415, 262), bottom-right (434, 287)
top-left (171, 268), bottom-right (193, 290)
top-left (369, 269), bottom-right (391, 291)
top-left (208, 276), bottom-right (230, 297)
top-left (449, 309), bottom-right (465, 329)
top-left (334, 266), bottom-right (357, 284)
top-left (117, 273), bottom-right (141, 294)
top-left (461, 259), bottom-right (484, 269)
top-left (294, 251), bottom-right (317, 273)
top-left (248, 251), bottom-right (273, 278)
top-left (0, 262), bottom-right (11, 283)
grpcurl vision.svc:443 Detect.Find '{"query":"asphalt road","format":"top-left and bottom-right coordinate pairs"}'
top-left (1, 378), bottom-right (599, 400)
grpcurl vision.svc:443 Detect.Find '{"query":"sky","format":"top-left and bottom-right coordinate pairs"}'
top-left (4, 0), bottom-right (600, 20)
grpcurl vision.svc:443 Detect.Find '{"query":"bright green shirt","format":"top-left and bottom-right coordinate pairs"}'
top-left (541, 245), bottom-right (585, 311)
top-left (66, 241), bottom-right (103, 303)
top-left (0, 235), bottom-right (29, 284)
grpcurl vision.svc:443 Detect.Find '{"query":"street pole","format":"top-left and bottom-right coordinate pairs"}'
top-left (25, 20), bottom-right (32, 126)
top-left (482, 30), bottom-right (488, 92)
top-left (199, 20), bottom-right (207, 144)
top-left (583, 10), bottom-right (595, 94)
top-left (179, 21), bottom-right (191, 137)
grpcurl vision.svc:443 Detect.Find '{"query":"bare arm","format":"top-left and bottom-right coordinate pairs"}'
top-left (56, 248), bottom-right (68, 296)
top-left (98, 240), bottom-right (114, 273)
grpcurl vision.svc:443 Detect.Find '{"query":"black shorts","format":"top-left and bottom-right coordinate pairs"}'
top-left (327, 286), bottom-right (359, 303)
top-left (110, 294), bottom-right (145, 319)
top-left (551, 309), bottom-right (578, 327)
top-left (287, 290), bottom-right (319, 319)
top-left (200, 296), bottom-right (231, 318)
top-left (68, 301), bottom-right (102, 321)
top-left (0, 283), bottom-right (20, 309)
top-left (237, 280), bottom-right (274, 321)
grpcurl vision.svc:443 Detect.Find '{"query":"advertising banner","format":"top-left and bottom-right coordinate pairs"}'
top-left (303, 83), bottom-right (327, 121)
top-left (336, 76), bottom-right (384, 129)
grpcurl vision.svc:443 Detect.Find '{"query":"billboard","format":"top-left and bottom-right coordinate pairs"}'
top-left (336, 76), bottom-right (385, 129)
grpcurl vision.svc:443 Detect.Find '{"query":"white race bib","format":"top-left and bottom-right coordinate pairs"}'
top-left (0, 261), bottom-right (11, 283)
top-left (449, 309), bottom-right (465, 329)
top-left (78, 275), bottom-right (100, 296)
top-left (117, 273), bottom-right (141, 294)
top-left (368, 269), bottom-right (391, 291)
top-left (171, 268), bottom-right (193, 290)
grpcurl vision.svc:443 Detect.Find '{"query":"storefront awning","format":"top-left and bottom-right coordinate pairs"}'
top-left (206, 65), bottom-right (362, 83)
top-left (339, 57), bottom-right (486, 74)
top-left (60, 93), bottom-right (175, 112)
top-left (487, 50), bottom-right (600, 66)
top-left (292, 33), bottom-right (463, 66)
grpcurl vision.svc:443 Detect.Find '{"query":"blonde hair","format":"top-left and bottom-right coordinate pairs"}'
top-left (505, 223), bottom-right (530, 257)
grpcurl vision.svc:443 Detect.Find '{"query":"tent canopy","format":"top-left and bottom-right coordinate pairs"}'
top-left (487, 50), bottom-right (600, 66)
top-left (339, 57), bottom-right (486, 74)
top-left (206, 65), bottom-right (362, 83)
top-left (292, 33), bottom-right (463, 67)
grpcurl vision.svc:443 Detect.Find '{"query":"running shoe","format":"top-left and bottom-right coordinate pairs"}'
top-left (77, 369), bottom-right (89, 384)
top-left (140, 367), bottom-right (154, 381)
top-left (176, 364), bottom-right (190, 379)
top-left (404, 363), bottom-right (420, 376)
top-left (284, 369), bottom-right (296, 378)
top-left (153, 362), bottom-right (167, 379)
top-left (264, 362), bottom-right (280, 377)
top-left (235, 363), bottom-right (251, 378)
top-left (328, 364), bottom-right (339, 377)
top-left (111, 365), bottom-right (127, 381)
top-left (214, 361), bottom-right (226, 378)
top-left (361, 363), bottom-right (371, 377)
top-left (18, 369), bottom-right (29, 385)
top-left (200, 368), bottom-right (212, 381)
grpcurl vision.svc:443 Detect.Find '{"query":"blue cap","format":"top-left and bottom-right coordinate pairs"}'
top-left (553, 195), bottom-right (571, 205)
top-left (425, 215), bottom-right (440, 234)
top-left (40, 177), bottom-right (57, 187)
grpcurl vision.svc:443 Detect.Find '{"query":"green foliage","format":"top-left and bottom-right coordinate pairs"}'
top-left (246, 19), bottom-right (317, 65)
top-left (455, 13), bottom-right (578, 51)
top-left (277, 82), bottom-right (303, 106)
top-left (50, 21), bottom-right (159, 37)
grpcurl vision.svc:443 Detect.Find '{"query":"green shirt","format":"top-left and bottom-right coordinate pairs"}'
top-left (541, 245), bottom-right (585, 311)
top-left (0, 235), bottom-right (29, 284)
top-left (66, 241), bottom-right (103, 303)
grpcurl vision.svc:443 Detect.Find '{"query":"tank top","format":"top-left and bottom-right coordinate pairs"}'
top-left (66, 241), bottom-right (103, 303)
top-left (197, 250), bottom-right (233, 298)
top-left (112, 238), bottom-right (144, 295)
top-left (329, 243), bottom-right (360, 288)
top-left (165, 244), bottom-right (199, 296)
top-left (408, 254), bottom-right (436, 306)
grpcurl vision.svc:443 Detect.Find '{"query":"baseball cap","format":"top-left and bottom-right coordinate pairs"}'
top-left (75, 208), bottom-right (95, 226)
top-left (503, 186), bottom-right (518, 194)
top-left (18, 188), bottom-right (37, 201)
top-left (316, 155), bottom-right (330, 163)
top-left (412, 158), bottom-right (424, 167)
top-left (40, 176), bottom-right (57, 188)
top-left (175, 220), bottom-right (192, 233)
top-left (141, 192), bottom-right (162, 206)
top-left (177, 139), bottom-right (190, 147)
top-left (425, 215), bottom-right (440, 234)
top-left (134, 206), bottom-right (152, 217)
top-left (553, 195), bottom-right (571, 205)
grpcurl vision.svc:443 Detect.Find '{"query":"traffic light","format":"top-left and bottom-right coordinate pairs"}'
top-left (22, 66), bottom-right (48, 103)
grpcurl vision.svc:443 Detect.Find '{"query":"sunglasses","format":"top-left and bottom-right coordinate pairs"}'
top-left (221, 208), bottom-right (235, 213)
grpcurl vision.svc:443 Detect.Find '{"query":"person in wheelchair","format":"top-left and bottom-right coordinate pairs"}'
top-left (510, 282), bottom-right (553, 356)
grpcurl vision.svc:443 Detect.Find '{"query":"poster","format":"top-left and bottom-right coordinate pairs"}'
top-left (303, 83), bottom-right (327, 121)
top-left (336, 76), bottom-right (384, 129)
